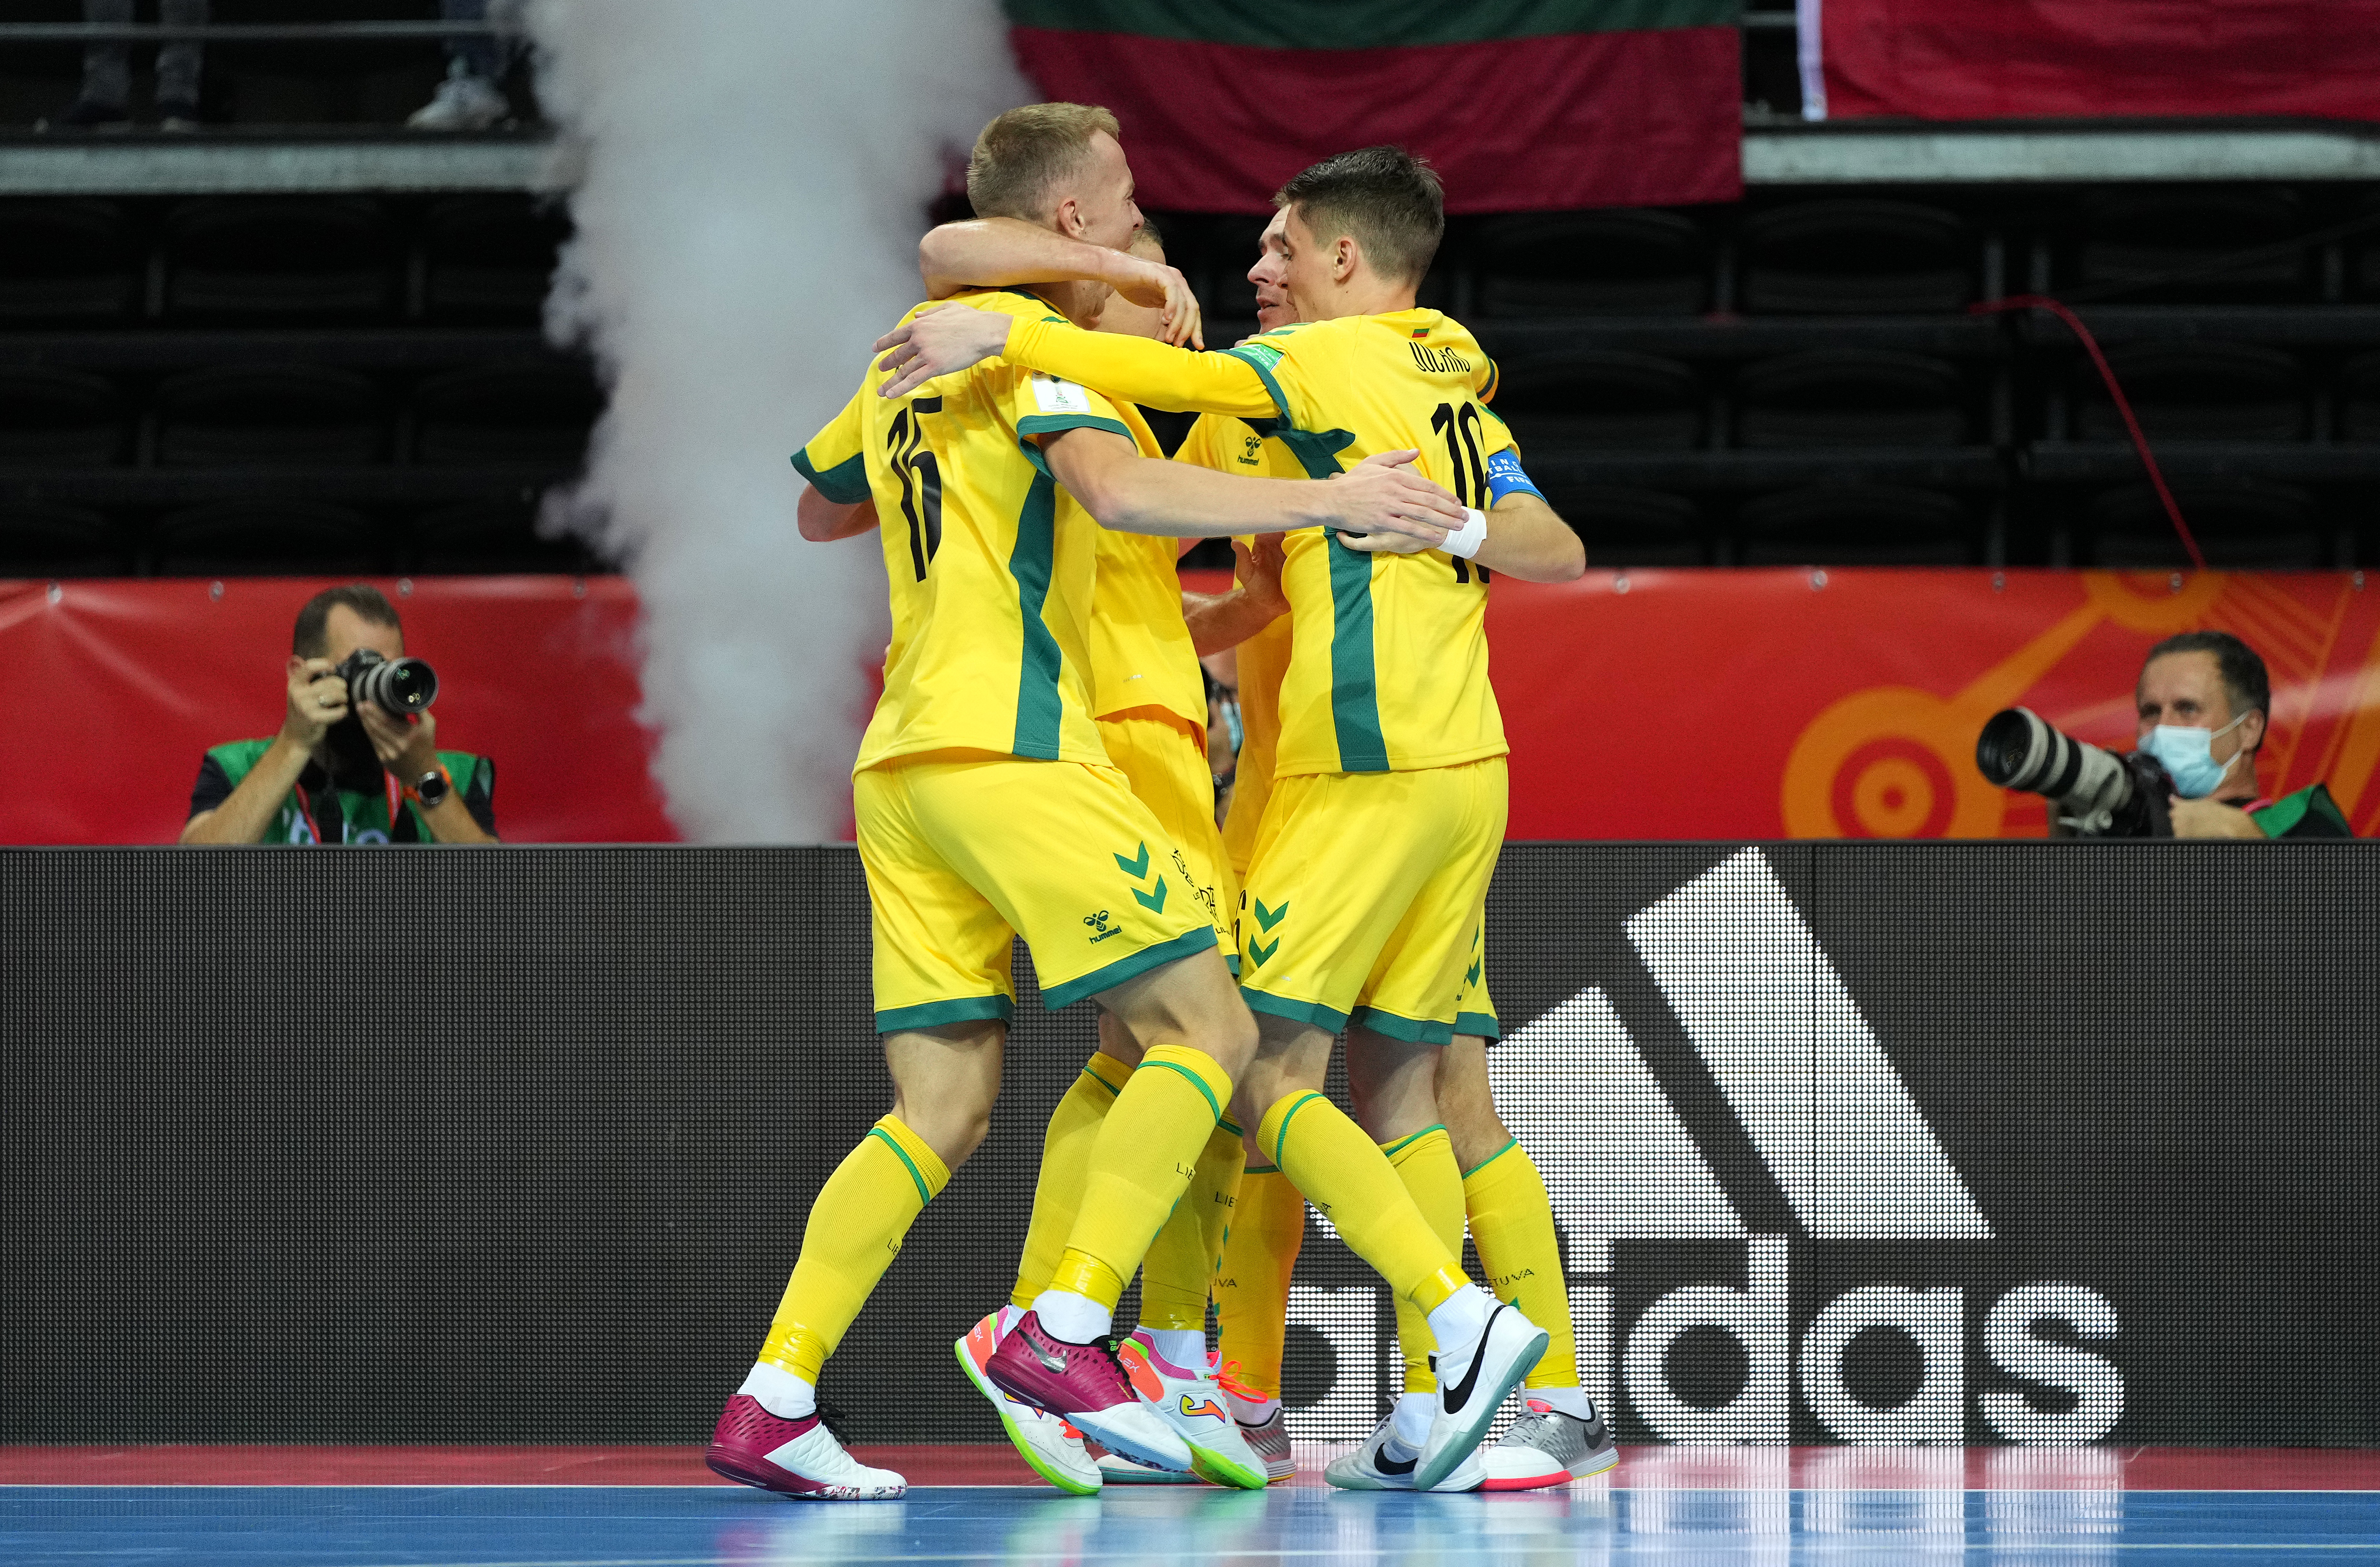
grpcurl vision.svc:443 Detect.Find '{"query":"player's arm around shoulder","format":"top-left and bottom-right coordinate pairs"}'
top-left (1042, 426), bottom-right (1464, 544)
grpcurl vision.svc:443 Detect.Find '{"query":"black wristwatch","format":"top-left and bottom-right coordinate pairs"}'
top-left (406, 764), bottom-right (453, 810)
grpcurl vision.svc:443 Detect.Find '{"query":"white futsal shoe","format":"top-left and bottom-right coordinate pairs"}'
top-left (1415, 1297), bottom-right (1548, 1491)
top-left (1324, 1410), bottom-right (1486, 1492)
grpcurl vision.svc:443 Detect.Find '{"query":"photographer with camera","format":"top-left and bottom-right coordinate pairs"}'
top-left (1979, 630), bottom-right (2351, 840)
top-left (180, 585), bottom-right (498, 846)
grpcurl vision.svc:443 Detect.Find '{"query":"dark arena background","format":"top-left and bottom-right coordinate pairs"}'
top-left (6, 842), bottom-right (2378, 1456)
top-left (6, 1), bottom-right (2380, 1563)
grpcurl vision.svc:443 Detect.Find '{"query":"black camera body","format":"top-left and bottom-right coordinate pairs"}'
top-left (1976, 707), bottom-right (2174, 838)
top-left (334, 648), bottom-right (438, 717)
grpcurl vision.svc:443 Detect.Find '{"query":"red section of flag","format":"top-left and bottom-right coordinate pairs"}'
top-left (1819, 0), bottom-right (2380, 121)
top-left (1009, 26), bottom-right (1743, 214)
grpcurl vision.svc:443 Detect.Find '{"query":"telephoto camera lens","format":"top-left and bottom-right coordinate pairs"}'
top-left (336, 649), bottom-right (438, 716)
top-left (1976, 706), bottom-right (2168, 837)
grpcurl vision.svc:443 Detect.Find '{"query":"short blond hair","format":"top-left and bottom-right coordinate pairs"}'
top-left (967, 102), bottom-right (1120, 222)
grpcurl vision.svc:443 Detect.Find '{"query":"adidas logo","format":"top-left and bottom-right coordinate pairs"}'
top-left (1295, 850), bottom-right (2123, 1447)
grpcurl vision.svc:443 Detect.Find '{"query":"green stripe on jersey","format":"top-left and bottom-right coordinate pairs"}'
top-left (1325, 532), bottom-right (1389, 771)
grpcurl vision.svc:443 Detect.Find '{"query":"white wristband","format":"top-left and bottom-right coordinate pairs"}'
top-left (1445, 507), bottom-right (1488, 559)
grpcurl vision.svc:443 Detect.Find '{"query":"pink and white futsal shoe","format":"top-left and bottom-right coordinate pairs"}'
top-left (705, 1395), bottom-right (906, 1499)
top-left (983, 1310), bottom-right (1194, 1474)
top-left (954, 1312), bottom-right (1102, 1495)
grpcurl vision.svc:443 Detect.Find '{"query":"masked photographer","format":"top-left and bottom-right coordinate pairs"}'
top-left (2135, 631), bottom-right (2349, 840)
top-left (180, 584), bottom-right (498, 846)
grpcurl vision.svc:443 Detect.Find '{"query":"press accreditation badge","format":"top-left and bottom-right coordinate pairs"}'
top-left (1031, 374), bottom-right (1094, 414)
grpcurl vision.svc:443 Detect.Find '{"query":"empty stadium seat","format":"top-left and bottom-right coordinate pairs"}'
top-left (1493, 351), bottom-right (1702, 451)
top-left (2339, 352), bottom-right (2380, 442)
top-left (1468, 210), bottom-right (1709, 316)
top-left (1554, 487), bottom-right (1710, 566)
top-left (411, 359), bottom-right (600, 464)
top-left (162, 198), bottom-right (398, 322)
top-left (146, 501), bottom-right (386, 576)
top-left (424, 197), bottom-right (569, 325)
top-left (411, 498), bottom-right (588, 574)
top-left (1733, 350), bottom-right (1970, 448)
top-left (0, 502), bottom-right (123, 577)
top-left (1735, 485), bottom-right (1977, 565)
top-left (2068, 191), bottom-right (2310, 303)
top-left (2073, 342), bottom-right (2308, 442)
top-left (1739, 200), bottom-right (1974, 314)
top-left (2083, 481), bottom-right (2331, 569)
top-left (153, 365), bottom-right (386, 465)
top-left (0, 368), bottom-right (129, 465)
top-left (0, 199), bottom-right (142, 324)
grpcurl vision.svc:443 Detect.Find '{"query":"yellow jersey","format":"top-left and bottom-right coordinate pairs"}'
top-left (1088, 407), bottom-right (1205, 729)
top-left (794, 290), bottom-right (1138, 774)
top-left (1003, 307), bottom-right (1512, 776)
top-left (1175, 412), bottom-right (1303, 872)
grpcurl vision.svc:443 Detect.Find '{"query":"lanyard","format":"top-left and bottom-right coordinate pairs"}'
top-left (290, 771), bottom-right (407, 845)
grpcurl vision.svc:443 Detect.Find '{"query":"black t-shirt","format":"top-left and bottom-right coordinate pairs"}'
top-left (189, 750), bottom-right (499, 841)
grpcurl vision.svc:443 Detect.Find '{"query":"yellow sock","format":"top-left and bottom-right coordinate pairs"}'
top-left (1464, 1138), bottom-right (1579, 1390)
top-left (1011, 1052), bottom-right (1133, 1308)
top-left (1215, 1164), bottom-right (1302, 1399)
top-left (1048, 1043), bottom-right (1233, 1312)
top-left (1140, 1116), bottom-right (1246, 1333)
top-left (1257, 1092), bottom-right (1467, 1312)
top-left (757, 1114), bottom-right (949, 1380)
top-left (1381, 1126), bottom-right (1465, 1394)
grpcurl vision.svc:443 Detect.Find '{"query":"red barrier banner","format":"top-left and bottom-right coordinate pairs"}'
top-left (9, 571), bottom-right (2377, 846)
top-left (1811, 0), bottom-right (2380, 122)
top-left (1480, 568), bottom-right (2380, 840)
top-left (0, 576), bottom-right (677, 846)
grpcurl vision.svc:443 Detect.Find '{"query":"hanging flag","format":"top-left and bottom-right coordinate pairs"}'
top-left (1006, 1), bottom-right (1743, 213)
top-left (1806, 0), bottom-right (2380, 122)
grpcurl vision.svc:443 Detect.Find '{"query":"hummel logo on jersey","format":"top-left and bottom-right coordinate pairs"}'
top-left (1240, 433), bottom-right (1263, 465)
top-left (1082, 909), bottom-right (1120, 945)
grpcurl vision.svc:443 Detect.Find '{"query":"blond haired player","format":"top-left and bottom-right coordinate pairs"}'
top-left (829, 218), bottom-right (1290, 1493)
top-left (879, 145), bottom-right (1579, 1494)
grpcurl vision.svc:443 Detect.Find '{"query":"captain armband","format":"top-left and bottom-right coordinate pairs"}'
top-left (1484, 449), bottom-right (1546, 506)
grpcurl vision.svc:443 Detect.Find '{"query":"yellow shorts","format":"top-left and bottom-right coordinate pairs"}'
top-left (1097, 709), bottom-right (1238, 974)
top-left (1237, 757), bottom-right (1508, 1046)
top-left (856, 752), bottom-right (1215, 1034)
top-left (1454, 920), bottom-right (1500, 1042)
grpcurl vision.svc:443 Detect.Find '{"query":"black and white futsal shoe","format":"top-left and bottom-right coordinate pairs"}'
top-left (1414, 1301), bottom-right (1548, 1492)
top-left (1324, 1412), bottom-right (1485, 1492)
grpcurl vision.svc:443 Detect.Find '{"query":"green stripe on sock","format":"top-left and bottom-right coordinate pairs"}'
top-left (1269, 1090), bottom-right (1325, 1171)
top-left (1461, 1137), bottom-right (1521, 1181)
top-left (1144, 1056), bottom-right (1223, 1123)
top-left (868, 1126), bottom-right (934, 1206)
top-left (1378, 1123), bottom-right (1449, 1160)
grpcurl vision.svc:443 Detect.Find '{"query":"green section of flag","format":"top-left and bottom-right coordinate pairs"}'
top-left (1006, 0), bottom-right (1740, 48)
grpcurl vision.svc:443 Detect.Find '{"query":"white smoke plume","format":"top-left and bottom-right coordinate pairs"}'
top-left (529, 2), bottom-right (1025, 840)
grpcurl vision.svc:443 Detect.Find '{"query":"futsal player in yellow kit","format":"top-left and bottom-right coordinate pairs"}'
top-left (879, 144), bottom-right (1585, 1494)
top-left (911, 189), bottom-right (1618, 1487)
top-left (864, 218), bottom-right (1286, 1494)
top-left (706, 106), bottom-right (1472, 1501)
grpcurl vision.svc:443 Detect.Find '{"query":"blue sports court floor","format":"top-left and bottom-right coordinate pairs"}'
top-left (6, 1447), bottom-right (2377, 1565)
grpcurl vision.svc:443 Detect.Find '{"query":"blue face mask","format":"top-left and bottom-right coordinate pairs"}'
top-left (2139, 714), bottom-right (2249, 799)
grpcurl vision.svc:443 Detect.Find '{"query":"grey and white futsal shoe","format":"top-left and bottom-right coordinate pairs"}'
top-left (1325, 1412), bottom-right (1486, 1492)
top-left (1483, 1397), bottom-right (1619, 1489)
top-left (1236, 1407), bottom-right (1297, 1481)
top-left (1415, 1300), bottom-right (1548, 1491)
